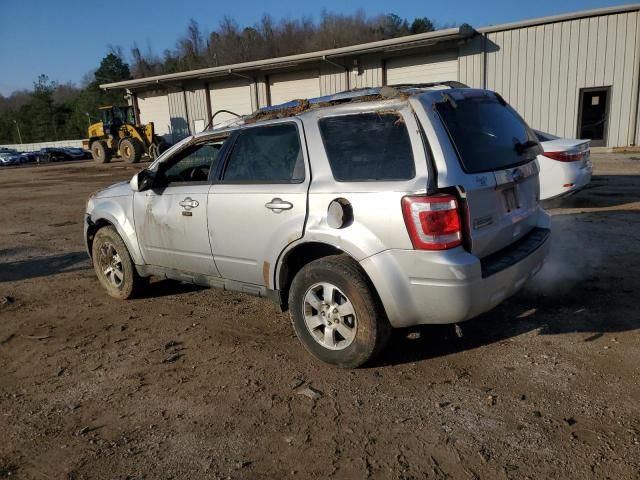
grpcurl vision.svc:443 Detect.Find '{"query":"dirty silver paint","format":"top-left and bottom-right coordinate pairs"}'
top-left (85, 87), bottom-right (550, 328)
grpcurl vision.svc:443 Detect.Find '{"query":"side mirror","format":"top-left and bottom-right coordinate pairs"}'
top-left (130, 170), bottom-right (156, 192)
top-left (130, 173), bottom-right (140, 192)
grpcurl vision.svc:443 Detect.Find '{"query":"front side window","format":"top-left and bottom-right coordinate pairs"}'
top-left (222, 123), bottom-right (304, 183)
top-left (162, 138), bottom-right (227, 184)
top-left (318, 112), bottom-right (415, 182)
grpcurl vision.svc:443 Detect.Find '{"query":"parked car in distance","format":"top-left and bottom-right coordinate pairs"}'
top-left (0, 151), bottom-right (21, 166)
top-left (85, 84), bottom-right (551, 368)
top-left (19, 151), bottom-right (39, 164)
top-left (535, 130), bottom-right (592, 200)
top-left (63, 147), bottom-right (91, 160)
top-left (36, 147), bottom-right (74, 163)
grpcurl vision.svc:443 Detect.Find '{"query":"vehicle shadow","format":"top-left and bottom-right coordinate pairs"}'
top-left (543, 174), bottom-right (639, 209)
top-left (0, 251), bottom-right (90, 283)
top-left (371, 207), bottom-right (640, 368)
top-left (137, 279), bottom-right (207, 299)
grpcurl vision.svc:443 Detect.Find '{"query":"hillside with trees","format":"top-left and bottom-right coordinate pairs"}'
top-left (0, 12), bottom-right (443, 144)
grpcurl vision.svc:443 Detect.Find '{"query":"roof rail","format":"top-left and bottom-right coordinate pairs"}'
top-left (257, 82), bottom-right (469, 114)
top-left (388, 81), bottom-right (470, 89)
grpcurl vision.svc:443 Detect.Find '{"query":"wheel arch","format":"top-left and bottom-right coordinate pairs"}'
top-left (275, 241), bottom-right (378, 311)
top-left (86, 204), bottom-right (144, 265)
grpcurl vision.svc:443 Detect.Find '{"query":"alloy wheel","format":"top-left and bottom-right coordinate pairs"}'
top-left (302, 282), bottom-right (357, 350)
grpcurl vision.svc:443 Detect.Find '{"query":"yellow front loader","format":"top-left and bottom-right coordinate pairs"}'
top-left (84, 105), bottom-right (168, 163)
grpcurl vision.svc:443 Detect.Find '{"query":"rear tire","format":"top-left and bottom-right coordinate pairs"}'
top-left (120, 138), bottom-right (144, 163)
top-left (91, 140), bottom-right (112, 164)
top-left (91, 226), bottom-right (145, 300)
top-left (148, 143), bottom-right (158, 160)
top-left (288, 255), bottom-right (391, 368)
top-left (149, 140), bottom-right (169, 160)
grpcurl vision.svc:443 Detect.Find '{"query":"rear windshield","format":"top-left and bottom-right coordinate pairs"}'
top-left (318, 112), bottom-right (415, 181)
top-left (431, 93), bottom-right (541, 173)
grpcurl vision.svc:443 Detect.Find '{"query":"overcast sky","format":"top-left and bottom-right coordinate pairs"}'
top-left (0, 0), bottom-right (631, 95)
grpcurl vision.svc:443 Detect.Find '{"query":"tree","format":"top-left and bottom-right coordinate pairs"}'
top-left (29, 75), bottom-right (57, 141)
top-left (93, 53), bottom-right (132, 85)
top-left (379, 14), bottom-right (410, 39)
top-left (410, 17), bottom-right (435, 34)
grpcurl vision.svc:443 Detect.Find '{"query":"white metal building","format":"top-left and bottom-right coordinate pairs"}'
top-left (103, 4), bottom-right (640, 148)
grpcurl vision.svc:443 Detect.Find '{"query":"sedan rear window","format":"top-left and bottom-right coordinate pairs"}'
top-left (431, 92), bottom-right (541, 173)
top-left (318, 112), bottom-right (415, 181)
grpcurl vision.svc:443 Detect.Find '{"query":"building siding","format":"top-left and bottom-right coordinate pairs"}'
top-left (320, 63), bottom-right (349, 95)
top-left (185, 84), bottom-right (208, 133)
top-left (167, 89), bottom-right (190, 142)
top-left (349, 56), bottom-right (383, 88)
top-left (462, 10), bottom-right (640, 146)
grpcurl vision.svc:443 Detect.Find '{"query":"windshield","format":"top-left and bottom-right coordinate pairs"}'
top-left (429, 91), bottom-right (541, 173)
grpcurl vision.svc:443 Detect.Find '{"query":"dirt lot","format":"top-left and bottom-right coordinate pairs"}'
top-left (0, 155), bottom-right (639, 479)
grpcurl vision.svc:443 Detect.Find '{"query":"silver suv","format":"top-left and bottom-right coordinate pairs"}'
top-left (85, 85), bottom-right (550, 368)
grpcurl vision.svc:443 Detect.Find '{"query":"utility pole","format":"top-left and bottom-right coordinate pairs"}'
top-left (13, 120), bottom-right (22, 144)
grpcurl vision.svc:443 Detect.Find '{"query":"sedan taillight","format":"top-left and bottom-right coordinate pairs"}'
top-left (544, 150), bottom-right (587, 162)
top-left (401, 194), bottom-right (462, 250)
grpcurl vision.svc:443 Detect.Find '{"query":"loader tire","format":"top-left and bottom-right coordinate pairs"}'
top-left (149, 140), bottom-right (169, 160)
top-left (91, 140), bottom-right (112, 164)
top-left (120, 138), bottom-right (144, 163)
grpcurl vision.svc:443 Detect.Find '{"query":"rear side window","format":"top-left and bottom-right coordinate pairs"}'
top-left (222, 123), bottom-right (304, 183)
top-left (318, 112), bottom-right (415, 181)
top-left (431, 93), bottom-right (541, 173)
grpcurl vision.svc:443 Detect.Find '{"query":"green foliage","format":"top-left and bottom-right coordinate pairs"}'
top-left (94, 53), bottom-right (132, 85)
top-left (379, 14), bottom-right (410, 38)
top-left (0, 54), bottom-right (132, 144)
top-left (410, 17), bottom-right (435, 34)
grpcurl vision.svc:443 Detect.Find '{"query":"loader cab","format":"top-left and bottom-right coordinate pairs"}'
top-left (99, 106), bottom-right (135, 135)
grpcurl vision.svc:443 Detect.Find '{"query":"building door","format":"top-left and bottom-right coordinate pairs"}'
top-left (578, 87), bottom-right (610, 147)
top-left (209, 79), bottom-right (253, 124)
top-left (385, 50), bottom-right (458, 85)
top-left (268, 70), bottom-right (320, 105)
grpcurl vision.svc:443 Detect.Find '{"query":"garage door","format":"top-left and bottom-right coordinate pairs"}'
top-left (385, 50), bottom-right (458, 85)
top-left (137, 90), bottom-right (171, 141)
top-left (268, 70), bottom-right (320, 105)
top-left (209, 79), bottom-right (253, 124)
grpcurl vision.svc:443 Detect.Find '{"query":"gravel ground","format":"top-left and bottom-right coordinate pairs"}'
top-left (0, 154), bottom-right (639, 479)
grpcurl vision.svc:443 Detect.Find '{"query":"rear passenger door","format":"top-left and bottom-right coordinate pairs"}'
top-left (208, 119), bottom-right (309, 287)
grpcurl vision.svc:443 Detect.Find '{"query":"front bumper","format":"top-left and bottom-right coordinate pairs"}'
top-left (83, 214), bottom-right (93, 257)
top-left (360, 213), bottom-right (551, 328)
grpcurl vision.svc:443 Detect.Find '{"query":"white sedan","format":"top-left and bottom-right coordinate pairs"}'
top-left (535, 130), bottom-right (592, 201)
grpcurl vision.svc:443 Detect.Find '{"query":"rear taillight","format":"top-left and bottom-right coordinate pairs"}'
top-left (401, 194), bottom-right (462, 250)
top-left (544, 150), bottom-right (586, 162)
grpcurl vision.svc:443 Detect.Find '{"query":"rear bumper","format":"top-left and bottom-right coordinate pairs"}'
top-left (360, 210), bottom-right (551, 328)
top-left (540, 157), bottom-right (593, 200)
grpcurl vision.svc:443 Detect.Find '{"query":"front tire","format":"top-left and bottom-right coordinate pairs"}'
top-left (288, 255), bottom-right (391, 368)
top-left (91, 226), bottom-right (144, 300)
top-left (91, 140), bottom-right (112, 164)
top-left (120, 138), bottom-right (144, 163)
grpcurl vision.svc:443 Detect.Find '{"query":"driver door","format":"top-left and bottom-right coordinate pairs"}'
top-left (133, 136), bottom-right (228, 276)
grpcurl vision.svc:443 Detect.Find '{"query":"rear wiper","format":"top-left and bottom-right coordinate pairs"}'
top-left (514, 140), bottom-right (540, 155)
